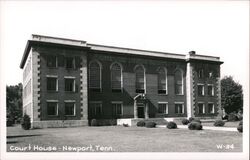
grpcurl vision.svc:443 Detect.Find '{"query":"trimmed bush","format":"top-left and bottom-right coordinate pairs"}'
top-left (213, 120), bottom-right (225, 127)
top-left (167, 121), bottom-right (177, 129)
top-left (227, 113), bottom-right (239, 121)
top-left (145, 122), bottom-right (156, 128)
top-left (188, 117), bottom-right (194, 122)
top-left (137, 121), bottom-right (146, 127)
top-left (237, 125), bottom-right (243, 133)
top-left (239, 120), bottom-right (243, 126)
top-left (188, 122), bottom-right (203, 130)
top-left (123, 123), bottom-right (129, 127)
top-left (238, 115), bottom-right (243, 121)
top-left (182, 119), bottom-right (189, 125)
top-left (90, 119), bottom-right (98, 126)
top-left (192, 119), bottom-right (202, 124)
top-left (21, 114), bottom-right (31, 130)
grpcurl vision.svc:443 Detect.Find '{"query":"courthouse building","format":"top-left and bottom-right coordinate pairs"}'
top-left (20, 35), bottom-right (223, 128)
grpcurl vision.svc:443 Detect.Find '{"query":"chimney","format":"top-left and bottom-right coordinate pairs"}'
top-left (189, 51), bottom-right (196, 55)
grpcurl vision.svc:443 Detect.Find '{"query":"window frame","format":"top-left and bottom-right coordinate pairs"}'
top-left (46, 100), bottom-right (58, 116)
top-left (64, 76), bottom-right (76, 92)
top-left (46, 75), bottom-right (58, 91)
top-left (158, 102), bottom-right (168, 114)
top-left (174, 102), bottom-right (184, 114)
top-left (208, 102), bottom-right (215, 114)
top-left (64, 100), bottom-right (76, 116)
top-left (65, 57), bottom-right (75, 69)
top-left (198, 69), bottom-right (204, 78)
top-left (134, 65), bottom-right (146, 94)
top-left (174, 69), bottom-right (184, 95)
top-left (46, 55), bottom-right (57, 68)
top-left (110, 62), bottom-right (123, 92)
top-left (197, 102), bottom-right (205, 114)
top-left (207, 84), bottom-right (214, 96)
top-left (157, 67), bottom-right (168, 95)
top-left (89, 60), bottom-right (102, 92)
top-left (89, 101), bottom-right (103, 116)
top-left (111, 101), bottom-right (123, 116)
top-left (197, 83), bottom-right (205, 96)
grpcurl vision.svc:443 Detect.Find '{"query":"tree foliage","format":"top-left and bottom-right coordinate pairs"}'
top-left (6, 83), bottom-right (23, 124)
top-left (221, 76), bottom-right (243, 114)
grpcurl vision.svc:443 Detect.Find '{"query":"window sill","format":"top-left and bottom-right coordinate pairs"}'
top-left (175, 94), bottom-right (184, 96)
top-left (65, 91), bottom-right (76, 93)
top-left (158, 94), bottom-right (168, 96)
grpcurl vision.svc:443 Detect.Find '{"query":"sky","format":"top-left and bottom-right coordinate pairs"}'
top-left (0, 1), bottom-right (249, 93)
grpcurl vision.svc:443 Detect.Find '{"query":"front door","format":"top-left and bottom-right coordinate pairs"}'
top-left (138, 106), bottom-right (145, 118)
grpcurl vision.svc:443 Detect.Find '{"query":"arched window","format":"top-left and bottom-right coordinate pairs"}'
top-left (135, 65), bottom-right (145, 93)
top-left (111, 63), bottom-right (122, 92)
top-left (175, 69), bottom-right (183, 95)
top-left (89, 61), bottom-right (101, 92)
top-left (158, 67), bottom-right (167, 94)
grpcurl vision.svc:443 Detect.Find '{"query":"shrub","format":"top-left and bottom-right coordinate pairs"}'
top-left (188, 122), bottom-right (203, 130)
top-left (90, 119), bottom-right (98, 126)
top-left (239, 120), bottom-right (243, 126)
top-left (237, 125), bottom-right (243, 133)
top-left (182, 119), bottom-right (189, 125)
top-left (192, 119), bottom-right (202, 124)
top-left (137, 121), bottom-right (146, 127)
top-left (123, 123), bottom-right (129, 127)
top-left (167, 121), bottom-right (177, 129)
top-left (227, 113), bottom-right (239, 121)
top-left (21, 114), bottom-right (31, 130)
top-left (213, 120), bottom-right (225, 127)
top-left (145, 122), bottom-right (156, 128)
top-left (188, 117), bottom-right (194, 122)
top-left (238, 115), bottom-right (243, 121)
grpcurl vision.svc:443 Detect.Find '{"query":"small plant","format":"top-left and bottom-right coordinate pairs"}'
top-left (213, 120), bottom-right (225, 127)
top-left (21, 114), bottom-right (31, 130)
top-left (227, 113), bottom-right (239, 121)
top-left (167, 121), bottom-right (177, 129)
top-left (237, 120), bottom-right (243, 133)
top-left (137, 121), bottom-right (146, 127)
top-left (188, 122), bottom-right (203, 130)
top-left (182, 119), bottom-right (189, 125)
top-left (90, 119), bottom-right (98, 126)
top-left (145, 122), bottom-right (156, 128)
top-left (237, 125), bottom-right (243, 133)
top-left (192, 119), bottom-right (202, 124)
top-left (123, 123), bottom-right (129, 127)
top-left (188, 117), bottom-right (194, 122)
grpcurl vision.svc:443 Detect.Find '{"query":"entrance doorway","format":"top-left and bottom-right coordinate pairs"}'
top-left (137, 106), bottom-right (145, 118)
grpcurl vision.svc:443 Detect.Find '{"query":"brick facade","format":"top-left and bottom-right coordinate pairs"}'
top-left (20, 35), bottom-right (223, 128)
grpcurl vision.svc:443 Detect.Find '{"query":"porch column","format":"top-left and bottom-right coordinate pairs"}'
top-left (134, 100), bottom-right (138, 118)
top-left (186, 61), bottom-right (194, 118)
top-left (145, 102), bottom-right (149, 119)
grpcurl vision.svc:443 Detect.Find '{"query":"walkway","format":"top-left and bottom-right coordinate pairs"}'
top-left (157, 125), bottom-right (237, 132)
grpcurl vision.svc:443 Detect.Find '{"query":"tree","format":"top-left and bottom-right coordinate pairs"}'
top-left (221, 76), bottom-right (243, 114)
top-left (6, 83), bottom-right (23, 124)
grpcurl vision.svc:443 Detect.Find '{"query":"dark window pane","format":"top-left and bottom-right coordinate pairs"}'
top-left (89, 62), bottom-right (101, 90)
top-left (66, 57), bottom-right (74, 69)
top-left (47, 56), bottom-right (57, 68)
top-left (175, 70), bottom-right (183, 94)
top-left (47, 77), bottom-right (57, 91)
top-left (65, 102), bottom-right (75, 115)
top-left (47, 102), bottom-right (57, 116)
top-left (135, 66), bottom-right (145, 93)
top-left (65, 78), bottom-right (74, 91)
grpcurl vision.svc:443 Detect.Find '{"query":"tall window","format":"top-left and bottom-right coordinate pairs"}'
top-left (112, 102), bottom-right (123, 116)
top-left (175, 103), bottom-right (184, 114)
top-left (198, 84), bottom-right (205, 96)
top-left (175, 70), bottom-right (183, 95)
top-left (135, 65), bottom-right (145, 93)
top-left (111, 63), bottom-right (122, 92)
top-left (158, 103), bottom-right (168, 114)
top-left (198, 69), bottom-right (204, 78)
top-left (208, 103), bottom-right (214, 114)
top-left (89, 61), bottom-right (101, 92)
top-left (47, 101), bottom-right (58, 116)
top-left (65, 78), bottom-right (75, 92)
top-left (47, 76), bottom-right (58, 91)
top-left (65, 101), bottom-right (75, 116)
top-left (158, 68), bottom-right (167, 94)
top-left (47, 55), bottom-right (57, 68)
top-left (198, 103), bottom-right (205, 114)
top-left (208, 84), bottom-right (214, 96)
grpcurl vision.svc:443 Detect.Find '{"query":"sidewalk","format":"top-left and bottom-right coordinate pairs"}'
top-left (157, 124), bottom-right (237, 132)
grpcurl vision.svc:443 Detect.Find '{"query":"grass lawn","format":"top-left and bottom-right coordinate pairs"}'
top-left (7, 125), bottom-right (242, 152)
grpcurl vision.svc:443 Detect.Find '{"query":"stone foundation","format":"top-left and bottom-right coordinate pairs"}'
top-left (32, 120), bottom-right (88, 129)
